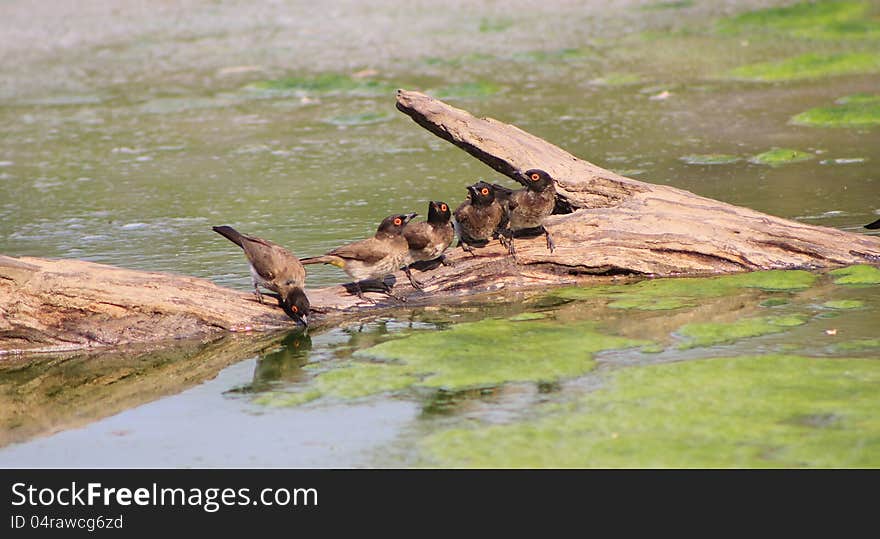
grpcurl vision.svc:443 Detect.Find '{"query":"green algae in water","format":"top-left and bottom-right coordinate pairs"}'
top-left (422, 355), bottom-right (880, 467)
top-left (551, 270), bottom-right (816, 314)
top-left (760, 298), bottom-right (789, 308)
top-left (253, 389), bottom-right (322, 407)
top-left (314, 363), bottom-right (419, 399)
top-left (680, 154), bottom-right (741, 165)
top-left (432, 82), bottom-right (501, 99)
top-left (717, 1), bottom-right (880, 40)
top-left (822, 299), bottom-right (865, 309)
top-left (323, 112), bottom-right (392, 126)
top-left (727, 52), bottom-right (880, 81)
top-left (677, 315), bottom-right (808, 350)
top-left (749, 148), bottom-right (815, 166)
top-left (792, 94), bottom-right (880, 128)
top-left (246, 74), bottom-right (395, 95)
top-left (726, 270), bottom-right (817, 291)
top-left (508, 312), bottom-right (548, 321)
top-left (829, 265), bottom-right (880, 285)
top-left (355, 319), bottom-right (649, 390)
top-left (832, 339), bottom-right (880, 352)
top-left (253, 363), bottom-right (418, 407)
top-left (607, 297), bottom-right (695, 311)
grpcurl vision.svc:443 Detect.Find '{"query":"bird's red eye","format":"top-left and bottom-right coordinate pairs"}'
top-left (291, 305), bottom-right (299, 313)
top-left (530, 173), bottom-right (541, 181)
top-left (481, 188), bottom-right (489, 195)
top-left (440, 204), bottom-right (448, 212)
top-left (394, 218), bottom-right (402, 226)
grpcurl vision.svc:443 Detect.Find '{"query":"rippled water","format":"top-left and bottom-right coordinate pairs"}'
top-left (0, 0), bottom-right (878, 467)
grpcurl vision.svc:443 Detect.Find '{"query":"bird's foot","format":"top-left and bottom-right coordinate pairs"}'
top-left (350, 283), bottom-right (377, 304)
top-left (439, 254), bottom-right (455, 267)
top-left (499, 232), bottom-right (516, 256)
top-left (253, 290), bottom-right (264, 304)
top-left (403, 266), bottom-right (425, 291)
top-left (544, 227), bottom-right (555, 253)
top-left (382, 283), bottom-right (407, 302)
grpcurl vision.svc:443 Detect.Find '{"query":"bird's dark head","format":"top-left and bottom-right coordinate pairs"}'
top-left (522, 169), bottom-right (554, 192)
top-left (377, 213), bottom-right (418, 236)
top-left (427, 201), bottom-right (451, 225)
top-left (467, 181), bottom-right (496, 206)
top-left (281, 286), bottom-right (311, 327)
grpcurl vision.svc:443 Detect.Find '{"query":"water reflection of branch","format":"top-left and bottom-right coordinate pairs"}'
top-left (247, 332), bottom-right (313, 392)
top-left (0, 332), bottom-right (288, 448)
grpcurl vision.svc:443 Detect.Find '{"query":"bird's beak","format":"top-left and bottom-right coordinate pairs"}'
top-left (298, 314), bottom-right (309, 328)
top-left (404, 213), bottom-right (418, 223)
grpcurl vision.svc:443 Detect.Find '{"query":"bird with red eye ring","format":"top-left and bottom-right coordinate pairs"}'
top-left (453, 181), bottom-right (507, 254)
top-left (491, 168), bottom-right (557, 256)
top-left (212, 225), bottom-right (310, 327)
top-left (402, 201), bottom-right (456, 289)
top-left (300, 213), bottom-right (417, 302)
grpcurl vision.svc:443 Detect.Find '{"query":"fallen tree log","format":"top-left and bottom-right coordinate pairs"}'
top-left (2, 90), bottom-right (878, 354)
top-left (394, 90), bottom-right (880, 273)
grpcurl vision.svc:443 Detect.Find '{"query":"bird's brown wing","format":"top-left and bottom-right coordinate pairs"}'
top-left (328, 237), bottom-right (388, 265)
top-left (453, 202), bottom-right (472, 226)
top-left (241, 237), bottom-right (305, 286)
top-left (403, 222), bottom-right (432, 251)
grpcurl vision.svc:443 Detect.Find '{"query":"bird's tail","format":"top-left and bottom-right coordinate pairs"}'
top-left (212, 225), bottom-right (245, 248)
top-left (300, 255), bottom-right (344, 267)
top-left (866, 218), bottom-right (880, 230)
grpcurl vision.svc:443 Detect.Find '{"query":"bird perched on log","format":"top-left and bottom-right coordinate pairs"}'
top-left (402, 200), bottom-right (455, 289)
top-left (865, 218), bottom-right (880, 230)
top-left (212, 225), bottom-right (310, 327)
top-left (453, 181), bottom-right (507, 253)
top-left (492, 168), bottom-right (557, 255)
top-left (300, 213), bottom-right (416, 301)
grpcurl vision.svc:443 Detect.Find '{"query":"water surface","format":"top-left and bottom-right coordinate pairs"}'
top-left (1, 0), bottom-right (878, 467)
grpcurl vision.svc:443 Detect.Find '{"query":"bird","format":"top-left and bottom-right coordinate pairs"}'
top-left (212, 225), bottom-right (310, 327)
top-left (453, 181), bottom-right (507, 254)
top-left (865, 218), bottom-right (880, 230)
top-left (402, 200), bottom-right (455, 289)
top-left (492, 168), bottom-right (557, 255)
top-left (300, 213), bottom-right (417, 301)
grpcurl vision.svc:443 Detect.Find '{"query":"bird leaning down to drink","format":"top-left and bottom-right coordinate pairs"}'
top-left (402, 200), bottom-right (455, 290)
top-left (453, 181), bottom-right (507, 254)
top-left (492, 168), bottom-right (557, 256)
top-left (212, 225), bottom-right (310, 327)
top-left (300, 213), bottom-right (417, 301)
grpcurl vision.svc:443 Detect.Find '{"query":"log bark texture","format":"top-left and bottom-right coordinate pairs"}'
top-left (395, 90), bottom-right (880, 274)
top-left (2, 90), bottom-right (878, 354)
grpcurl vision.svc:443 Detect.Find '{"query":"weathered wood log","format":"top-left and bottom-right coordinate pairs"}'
top-left (395, 90), bottom-right (880, 274)
top-left (2, 90), bottom-right (878, 354)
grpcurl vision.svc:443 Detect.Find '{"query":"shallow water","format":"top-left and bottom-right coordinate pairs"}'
top-left (0, 0), bottom-right (878, 467)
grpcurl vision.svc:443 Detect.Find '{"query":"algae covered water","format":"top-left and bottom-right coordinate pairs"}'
top-left (1, 0), bottom-right (879, 467)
